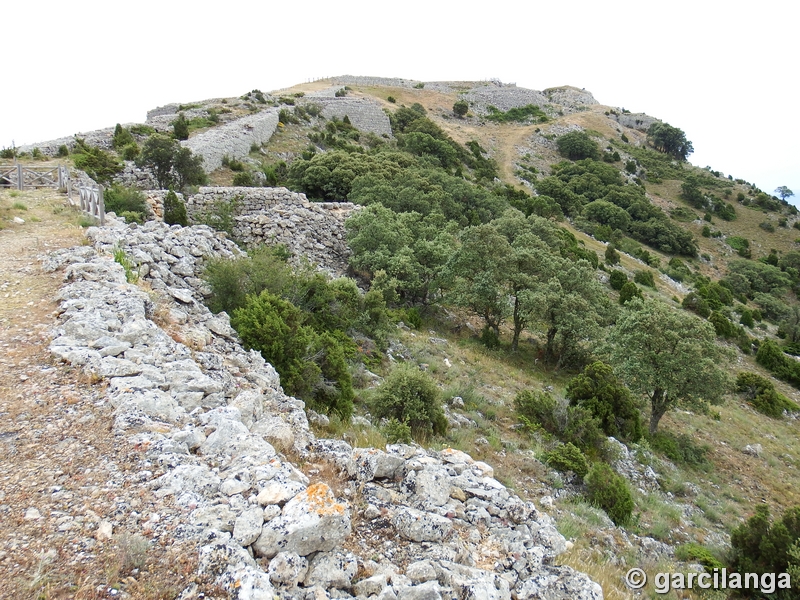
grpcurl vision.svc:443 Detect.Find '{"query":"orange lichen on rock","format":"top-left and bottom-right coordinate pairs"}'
top-left (298, 483), bottom-right (346, 516)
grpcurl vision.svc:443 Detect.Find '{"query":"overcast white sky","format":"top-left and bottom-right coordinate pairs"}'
top-left (2, 0), bottom-right (797, 200)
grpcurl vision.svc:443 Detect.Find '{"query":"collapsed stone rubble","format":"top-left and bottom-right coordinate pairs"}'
top-left (46, 219), bottom-right (604, 599)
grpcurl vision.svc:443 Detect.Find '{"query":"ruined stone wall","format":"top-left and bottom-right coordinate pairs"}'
top-left (45, 219), bottom-right (604, 600)
top-left (182, 109), bottom-right (280, 173)
top-left (183, 187), bottom-right (358, 275)
top-left (304, 97), bottom-right (393, 137)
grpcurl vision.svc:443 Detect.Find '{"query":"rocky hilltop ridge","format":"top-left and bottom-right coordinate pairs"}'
top-left (43, 217), bottom-right (604, 599)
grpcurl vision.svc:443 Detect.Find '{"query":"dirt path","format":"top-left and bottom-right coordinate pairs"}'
top-left (0, 189), bottom-right (200, 599)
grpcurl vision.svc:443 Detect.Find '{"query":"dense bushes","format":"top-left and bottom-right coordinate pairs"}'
top-left (756, 340), bottom-right (800, 390)
top-left (72, 139), bottom-right (122, 184)
top-left (566, 362), bottom-right (643, 442)
top-left (649, 431), bottom-right (711, 471)
top-left (556, 131), bottom-right (599, 161)
top-left (372, 366), bottom-right (447, 440)
top-left (537, 159), bottom-right (698, 256)
top-left (486, 104), bottom-right (548, 124)
top-left (205, 249), bottom-right (393, 418)
top-left (163, 189), bottom-right (188, 226)
top-left (736, 372), bottom-right (799, 418)
top-left (103, 184), bottom-right (148, 223)
top-left (585, 462), bottom-right (634, 525)
top-left (545, 442), bottom-right (588, 478)
top-left (731, 505), bottom-right (800, 580)
top-left (514, 390), bottom-right (605, 453)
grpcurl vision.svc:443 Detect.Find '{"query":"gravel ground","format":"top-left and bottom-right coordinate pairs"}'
top-left (0, 188), bottom-right (211, 599)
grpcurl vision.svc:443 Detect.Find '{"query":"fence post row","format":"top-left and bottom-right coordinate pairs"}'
top-left (79, 184), bottom-right (105, 226)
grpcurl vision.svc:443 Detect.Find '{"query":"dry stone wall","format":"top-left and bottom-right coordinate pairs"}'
top-left (301, 96), bottom-right (393, 137)
top-left (18, 127), bottom-right (119, 156)
top-left (182, 109), bottom-right (280, 173)
top-left (543, 86), bottom-right (599, 109)
top-left (184, 186), bottom-right (358, 275)
top-left (613, 113), bottom-right (660, 132)
top-left (462, 83), bottom-right (549, 116)
top-left (44, 221), bottom-right (605, 600)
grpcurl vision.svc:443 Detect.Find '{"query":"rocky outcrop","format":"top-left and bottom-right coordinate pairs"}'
top-left (46, 220), bottom-right (604, 600)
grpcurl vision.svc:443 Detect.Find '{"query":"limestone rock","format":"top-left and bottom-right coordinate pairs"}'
top-left (303, 550), bottom-right (358, 589)
top-left (267, 552), bottom-right (309, 587)
top-left (392, 506), bottom-right (452, 543)
top-left (234, 507), bottom-right (265, 546)
top-left (252, 483), bottom-right (351, 558)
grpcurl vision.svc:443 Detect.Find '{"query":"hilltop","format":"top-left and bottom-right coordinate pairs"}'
top-left (3, 75), bottom-right (800, 600)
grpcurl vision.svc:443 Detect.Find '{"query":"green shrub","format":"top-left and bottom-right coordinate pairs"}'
top-left (118, 210), bottom-right (144, 224)
top-left (194, 195), bottom-right (238, 238)
top-left (72, 139), bottom-right (123, 184)
top-left (566, 362), bottom-right (643, 442)
top-left (172, 113), bottom-right (189, 141)
top-left (103, 184), bottom-right (148, 222)
top-left (702, 225), bottom-right (711, 237)
top-left (545, 442), bottom-right (588, 478)
top-left (682, 293), bottom-right (711, 318)
top-left (387, 96), bottom-right (396, 104)
top-left (675, 543), bottom-right (725, 570)
top-left (221, 155), bottom-right (245, 171)
top-left (633, 270), bottom-right (655, 288)
top-left (759, 221), bottom-right (776, 233)
top-left (514, 390), bottom-right (605, 453)
top-left (233, 171), bottom-right (255, 187)
top-left (757, 339), bottom-right (800, 390)
top-left (372, 365), bottom-right (447, 440)
top-left (453, 100), bottom-right (469, 117)
top-left (480, 325), bottom-right (500, 349)
top-left (137, 134), bottom-right (207, 190)
top-left (486, 104), bottom-right (547, 124)
top-left (232, 291), bottom-right (354, 419)
top-left (605, 243), bottom-right (620, 265)
top-left (726, 236), bottom-right (751, 258)
top-left (609, 270), bottom-right (628, 291)
top-left (112, 124), bottom-right (135, 149)
top-left (130, 124), bottom-right (156, 136)
top-left (736, 371), bottom-right (799, 418)
top-left (740, 309), bottom-right (755, 328)
top-left (57, 144), bottom-right (69, 157)
top-left (113, 246), bottom-right (139, 283)
top-left (619, 281), bottom-right (643, 305)
top-left (709, 311), bottom-right (736, 339)
top-left (203, 247), bottom-right (285, 314)
top-left (163, 189), bottom-right (187, 226)
top-left (584, 462), bottom-right (634, 525)
top-left (382, 418), bottom-right (411, 443)
top-left (731, 505), bottom-right (800, 577)
top-left (121, 142), bottom-right (140, 161)
top-left (556, 131), bottom-right (599, 161)
top-left (650, 431), bottom-right (712, 470)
